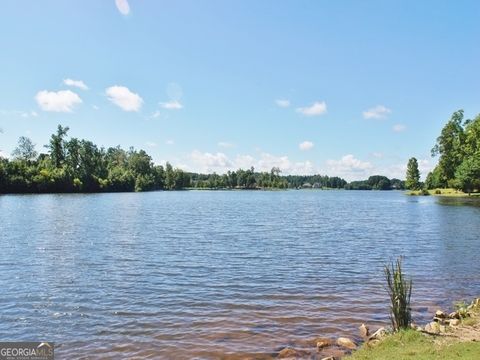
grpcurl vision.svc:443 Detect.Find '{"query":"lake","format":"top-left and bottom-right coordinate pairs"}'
top-left (0, 190), bottom-right (479, 359)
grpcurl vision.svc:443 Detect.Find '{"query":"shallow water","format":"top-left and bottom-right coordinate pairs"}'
top-left (0, 190), bottom-right (479, 359)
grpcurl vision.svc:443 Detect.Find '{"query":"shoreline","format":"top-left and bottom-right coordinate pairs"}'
top-left (274, 297), bottom-right (480, 359)
top-left (407, 188), bottom-right (480, 198)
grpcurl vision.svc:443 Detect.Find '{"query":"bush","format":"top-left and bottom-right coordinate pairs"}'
top-left (435, 189), bottom-right (442, 194)
top-left (385, 257), bottom-right (412, 331)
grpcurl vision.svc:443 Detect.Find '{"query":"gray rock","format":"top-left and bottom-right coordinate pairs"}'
top-left (435, 310), bottom-right (447, 319)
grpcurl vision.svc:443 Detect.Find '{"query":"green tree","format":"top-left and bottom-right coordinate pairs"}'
top-left (454, 153), bottom-right (480, 194)
top-left (431, 110), bottom-right (466, 186)
top-left (11, 136), bottom-right (38, 162)
top-left (405, 157), bottom-right (420, 190)
top-left (165, 162), bottom-right (174, 190)
top-left (46, 125), bottom-right (70, 168)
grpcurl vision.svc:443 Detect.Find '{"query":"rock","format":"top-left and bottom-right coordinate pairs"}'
top-left (449, 311), bottom-right (460, 319)
top-left (316, 338), bottom-right (333, 350)
top-left (439, 325), bottom-right (447, 333)
top-left (449, 319), bottom-right (460, 326)
top-left (435, 310), bottom-right (447, 319)
top-left (425, 321), bottom-right (440, 334)
top-left (359, 323), bottom-right (369, 338)
top-left (474, 298), bottom-right (480, 307)
top-left (369, 327), bottom-right (387, 340)
top-left (367, 339), bottom-right (381, 347)
top-left (277, 347), bottom-right (310, 359)
top-left (277, 347), bottom-right (298, 358)
top-left (336, 337), bottom-right (357, 350)
top-left (321, 357), bottom-right (335, 360)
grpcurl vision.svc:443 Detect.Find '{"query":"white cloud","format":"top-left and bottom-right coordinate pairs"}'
top-left (188, 150), bottom-right (316, 175)
top-left (0, 110), bottom-right (38, 118)
top-left (275, 99), bottom-right (290, 108)
top-left (218, 141), bottom-right (235, 148)
top-left (150, 110), bottom-right (161, 118)
top-left (0, 150), bottom-right (9, 158)
top-left (35, 90), bottom-right (82, 112)
top-left (115, 0), bottom-right (130, 15)
top-left (106, 85), bottom-right (143, 112)
top-left (326, 154), bottom-right (373, 181)
top-left (299, 140), bottom-right (314, 151)
top-left (190, 150), bottom-right (232, 172)
top-left (166, 139), bottom-right (175, 145)
top-left (92, 105), bottom-right (99, 110)
top-left (363, 105), bottom-right (391, 119)
top-left (381, 158), bottom-right (433, 180)
top-left (145, 141), bottom-right (157, 147)
top-left (255, 153), bottom-right (315, 174)
top-left (296, 101), bottom-right (327, 116)
top-left (371, 152), bottom-right (384, 158)
top-left (393, 124), bottom-right (406, 132)
top-left (160, 100), bottom-right (183, 110)
top-left (63, 78), bottom-right (88, 90)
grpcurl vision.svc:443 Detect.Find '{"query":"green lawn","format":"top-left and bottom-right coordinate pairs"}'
top-left (408, 188), bottom-right (480, 197)
top-left (347, 329), bottom-right (480, 360)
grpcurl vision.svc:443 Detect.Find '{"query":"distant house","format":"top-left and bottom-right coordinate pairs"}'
top-left (301, 182), bottom-right (312, 188)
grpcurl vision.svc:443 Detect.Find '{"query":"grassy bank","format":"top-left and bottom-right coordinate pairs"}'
top-left (408, 188), bottom-right (480, 197)
top-left (347, 301), bottom-right (480, 360)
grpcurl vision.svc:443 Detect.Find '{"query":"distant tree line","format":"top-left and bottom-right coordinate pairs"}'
top-left (0, 125), bottom-right (190, 193)
top-left (424, 110), bottom-right (480, 193)
top-left (344, 176), bottom-right (405, 190)
top-left (189, 171), bottom-right (348, 190)
top-left (0, 125), bottom-right (410, 194)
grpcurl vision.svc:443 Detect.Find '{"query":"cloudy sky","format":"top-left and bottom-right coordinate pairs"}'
top-left (0, 0), bottom-right (479, 180)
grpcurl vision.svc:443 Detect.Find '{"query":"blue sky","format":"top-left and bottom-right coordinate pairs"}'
top-left (0, 0), bottom-right (479, 180)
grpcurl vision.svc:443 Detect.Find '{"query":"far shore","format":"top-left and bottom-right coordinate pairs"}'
top-left (407, 188), bottom-right (480, 198)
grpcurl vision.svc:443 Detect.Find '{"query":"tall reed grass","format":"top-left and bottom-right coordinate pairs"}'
top-left (384, 257), bottom-right (412, 331)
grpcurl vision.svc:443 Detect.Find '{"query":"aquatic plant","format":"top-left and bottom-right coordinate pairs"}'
top-left (384, 257), bottom-right (412, 331)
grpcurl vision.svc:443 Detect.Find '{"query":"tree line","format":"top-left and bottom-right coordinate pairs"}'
top-left (0, 125), bottom-right (190, 193)
top-left (405, 110), bottom-right (480, 193)
top-left (0, 125), bottom-right (409, 194)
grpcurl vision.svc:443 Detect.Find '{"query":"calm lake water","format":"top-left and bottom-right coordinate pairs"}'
top-left (0, 190), bottom-right (479, 359)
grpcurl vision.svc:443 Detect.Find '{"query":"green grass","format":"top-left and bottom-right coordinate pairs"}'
top-left (407, 188), bottom-right (480, 197)
top-left (347, 329), bottom-right (480, 360)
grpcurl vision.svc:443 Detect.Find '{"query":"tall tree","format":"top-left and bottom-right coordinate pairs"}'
top-left (431, 110), bottom-right (466, 186)
top-left (46, 125), bottom-right (69, 168)
top-left (405, 157), bottom-right (420, 190)
top-left (11, 136), bottom-right (37, 162)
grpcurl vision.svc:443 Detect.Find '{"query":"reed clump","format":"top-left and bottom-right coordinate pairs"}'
top-left (384, 257), bottom-right (412, 331)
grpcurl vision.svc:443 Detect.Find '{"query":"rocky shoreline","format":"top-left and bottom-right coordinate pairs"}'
top-left (275, 297), bottom-right (480, 360)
